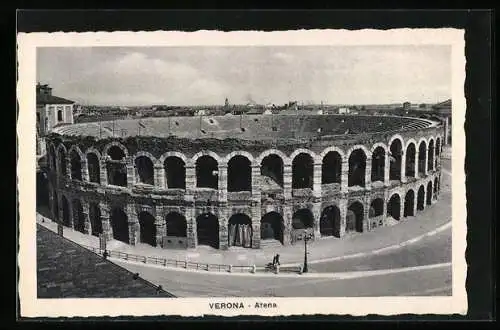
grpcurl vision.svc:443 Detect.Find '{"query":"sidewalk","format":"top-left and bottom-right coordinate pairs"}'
top-left (37, 159), bottom-right (451, 269)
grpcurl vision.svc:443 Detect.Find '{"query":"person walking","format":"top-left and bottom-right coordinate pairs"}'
top-left (272, 254), bottom-right (277, 266)
top-left (275, 254), bottom-right (280, 266)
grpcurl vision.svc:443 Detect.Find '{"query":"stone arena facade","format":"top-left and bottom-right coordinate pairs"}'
top-left (43, 114), bottom-right (444, 251)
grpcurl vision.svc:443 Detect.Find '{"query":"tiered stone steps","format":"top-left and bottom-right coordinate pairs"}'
top-left (259, 239), bottom-right (283, 250)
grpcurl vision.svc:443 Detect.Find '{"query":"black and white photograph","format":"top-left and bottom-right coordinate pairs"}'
top-left (18, 29), bottom-right (467, 317)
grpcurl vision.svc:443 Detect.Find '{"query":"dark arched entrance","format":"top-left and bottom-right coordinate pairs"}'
top-left (261, 154), bottom-right (284, 188)
top-left (292, 208), bottom-right (314, 229)
top-left (292, 153), bottom-right (313, 189)
top-left (58, 148), bottom-right (67, 177)
top-left (228, 156), bottom-right (252, 192)
top-left (228, 213), bottom-right (252, 248)
top-left (404, 190), bottom-right (415, 217)
top-left (196, 213), bottom-right (219, 248)
top-left (322, 151), bottom-right (342, 184)
top-left (110, 207), bottom-right (129, 243)
top-left (165, 212), bottom-right (187, 237)
top-left (138, 211), bottom-right (157, 247)
top-left (417, 185), bottom-right (425, 211)
top-left (348, 149), bottom-right (366, 187)
top-left (426, 181), bottom-right (433, 205)
top-left (428, 140), bottom-right (435, 171)
top-left (371, 147), bottom-right (385, 183)
top-left (36, 172), bottom-right (50, 209)
top-left (135, 156), bottom-right (154, 185)
top-left (389, 139), bottom-right (403, 181)
top-left (164, 157), bottom-right (186, 189)
top-left (260, 212), bottom-right (284, 243)
top-left (70, 150), bottom-right (82, 181)
top-left (89, 202), bottom-right (102, 237)
top-left (347, 201), bottom-right (364, 233)
top-left (72, 199), bottom-right (85, 233)
top-left (196, 156), bottom-right (218, 189)
top-left (320, 205), bottom-right (341, 237)
top-left (369, 198), bottom-right (384, 218)
top-left (405, 143), bottom-right (416, 178)
top-left (418, 141), bottom-right (427, 176)
top-left (387, 194), bottom-right (401, 220)
top-left (106, 146), bottom-right (127, 187)
top-left (87, 153), bottom-right (101, 183)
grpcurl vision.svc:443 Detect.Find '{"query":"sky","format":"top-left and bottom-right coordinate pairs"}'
top-left (37, 46), bottom-right (451, 106)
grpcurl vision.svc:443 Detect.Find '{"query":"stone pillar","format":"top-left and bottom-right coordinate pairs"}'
top-left (185, 206), bottom-right (197, 248)
top-left (99, 202), bottom-right (113, 241)
top-left (363, 198), bottom-right (370, 232)
top-left (127, 204), bottom-right (139, 245)
top-left (154, 165), bottom-right (165, 189)
top-left (423, 147), bottom-right (428, 176)
top-left (341, 159), bottom-right (349, 193)
top-left (57, 193), bottom-right (64, 224)
top-left (81, 159), bottom-right (89, 182)
top-left (384, 153), bottom-right (390, 186)
top-left (413, 190), bottom-right (418, 217)
top-left (100, 160), bottom-right (108, 185)
top-left (399, 196), bottom-right (405, 221)
top-left (251, 164), bottom-right (261, 200)
top-left (313, 162), bottom-right (322, 198)
top-left (218, 164), bottom-right (228, 202)
top-left (283, 164), bottom-right (293, 199)
top-left (251, 204), bottom-right (262, 249)
top-left (185, 164), bottom-right (196, 191)
top-left (282, 204), bottom-right (293, 245)
top-left (364, 153), bottom-right (372, 190)
top-left (401, 151), bottom-right (407, 183)
top-left (312, 202), bottom-right (322, 238)
top-left (82, 200), bottom-right (91, 234)
top-left (155, 208), bottom-right (166, 248)
top-left (415, 150), bottom-right (420, 179)
top-left (65, 156), bottom-right (71, 179)
top-left (126, 161), bottom-right (135, 188)
top-left (218, 208), bottom-right (229, 250)
top-left (338, 199), bottom-right (347, 238)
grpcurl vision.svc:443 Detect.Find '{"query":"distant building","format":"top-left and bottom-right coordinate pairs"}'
top-left (338, 107), bottom-right (350, 114)
top-left (195, 109), bottom-right (207, 116)
top-left (402, 101), bottom-right (411, 110)
top-left (432, 99), bottom-right (452, 116)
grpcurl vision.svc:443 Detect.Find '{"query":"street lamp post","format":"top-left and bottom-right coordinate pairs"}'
top-left (303, 229), bottom-right (313, 273)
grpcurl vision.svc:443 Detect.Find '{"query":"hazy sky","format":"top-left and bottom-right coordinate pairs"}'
top-left (37, 46), bottom-right (451, 106)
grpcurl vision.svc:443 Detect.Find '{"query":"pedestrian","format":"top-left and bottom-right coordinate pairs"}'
top-left (275, 254), bottom-right (280, 266)
top-left (272, 254), bottom-right (277, 266)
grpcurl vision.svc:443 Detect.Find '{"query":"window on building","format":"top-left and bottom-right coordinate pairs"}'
top-left (57, 110), bottom-right (63, 122)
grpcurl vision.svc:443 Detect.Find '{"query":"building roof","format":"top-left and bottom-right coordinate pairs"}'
top-left (37, 224), bottom-right (175, 298)
top-left (37, 93), bottom-right (75, 105)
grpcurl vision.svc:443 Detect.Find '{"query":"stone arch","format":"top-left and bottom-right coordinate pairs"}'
top-left (196, 212), bottom-right (219, 249)
top-left (228, 154), bottom-right (252, 192)
top-left (191, 150), bottom-right (222, 164)
top-left (257, 149), bottom-right (291, 166)
top-left (292, 208), bottom-right (314, 229)
top-left (165, 212), bottom-right (187, 237)
top-left (389, 138), bottom-right (404, 181)
top-left (88, 202), bottom-right (102, 237)
top-left (404, 189), bottom-right (415, 217)
top-left (426, 180), bottom-right (433, 205)
top-left (86, 151), bottom-right (101, 183)
top-left (138, 210), bottom-right (157, 247)
top-left (387, 193), bottom-right (402, 220)
top-left (320, 146), bottom-right (346, 161)
top-left (228, 213), bottom-right (253, 248)
top-left (134, 153), bottom-right (155, 185)
top-left (195, 154), bottom-right (219, 189)
top-left (347, 146), bottom-right (369, 187)
top-left (224, 150), bottom-right (255, 165)
top-left (347, 201), bottom-right (364, 233)
top-left (103, 141), bottom-right (129, 159)
top-left (260, 153), bottom-right (284, 188)
top-left (371, 145), bottom-right (386, 183)
top-left (320, 205), bottom-right (341, 237)
top-left (388, 134), bottom-right (405, 150)
top-left (110, 206), bottom-right (129, 244)
top-left (56, 144), bottom-right (68, 177)
top-left (69, 146), bottom-right (83, 181)
top-left (405, 141), bottom-right (417, 178)
top-left (159, 151), bottom-right (189, 165)
top-left (289, 148), bottom-right (317, 162)
top-left (261, 212), bottom-right (284, 243)
top-left (417, 185), bottom-right (426, 211)
top-left (322, 150), bottom-right (342, 184)
top-left (292, 152), bottom-right (314, 189)
top-left (417, 139), bottom-right (428, 176)
top-left (164, 156), bottom-right (186, 189)
top-left (369, 198), bottom-right (384, 217)
top-left (427, 138), bottom-right (435, 171)
top-left (72, 199), bottom-right (85, 233)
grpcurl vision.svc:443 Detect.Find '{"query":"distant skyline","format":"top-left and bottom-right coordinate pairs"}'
top-left (37, 46), bottom-right (451, 106)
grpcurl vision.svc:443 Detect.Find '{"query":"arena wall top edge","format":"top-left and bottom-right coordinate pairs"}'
top-left (49, 114), bottom-right (443, 158)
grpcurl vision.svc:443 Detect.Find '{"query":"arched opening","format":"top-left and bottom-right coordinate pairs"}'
top-left (369, 198), bottom-right (384, 217)
top-left (320, 205), bottom-right (341, 237)
top-left (58, 148), bottom-right (67, 177)
top-left (260, 212), bottom-right (284, 243)
top-left (110, 207), bottom-right (129, 244)
top-left (292, 153), bottom-right (313, 189)
top-left (196, 213), bottom-right (219, 248)
top-left (389, 139), bottom-right (403, 181)
top-left (418, 141), bottom-right (427, 176)
top-left (70, 150), bottom-right (82, 181)
top-left (292, 208), bottom-right (314, 229)
top-left (322, 151), bottom-right (342, 184)
top-left (72, 199), bottom-right (85, 233)
top-left (196, 155), bottom-right (218, 189)
top-left (106, 146), bottom-right (127, 187)
top-left (405, 143), bottom-right (416, 178)
top-left (138, 211), bottom-right (157, 247)
top-left (387, 194), bottom-right (401, 220)
top-left (428, 140), bottom-right (435, 171)
top-left (348, 149), bottom-right (367, 187)
top-left (426, 181), bottom-right (433, 205)
top-left (347, 201), bottom-right (364, 233)
top-left (371, 147), bottom-right (385, 183)
top-left (164, 157), bottom-right (186, 189)
top-left (86, 153), bottom-right (100, 183)
top-left (36, 172), bottom-right (49, 209)
top-left (61, 195), bottom-right (70, 227)
top-left (89, 202), bottom-right (102, 237)
top-left (228, 213), bottom-right (252, 248)
top-left (261, 154), bottom-right (284, 188)
top-left (228, 155), bottom-right (251, 192)
top-left (417, 185), bottom-right (425, 211)
top-left (404, 190), bottom-right (415, 217)
top-left (135, 156), bottom-right (154, 185)
top-left (165, 212), bottom-right (187, 237)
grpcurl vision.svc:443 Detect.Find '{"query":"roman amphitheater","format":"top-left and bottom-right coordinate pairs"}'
top-left (42, 114), bottom-right (444, 251)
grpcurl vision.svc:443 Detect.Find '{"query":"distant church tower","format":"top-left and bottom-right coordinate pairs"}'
top-left (224, 97), bottom-right (229, 108)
